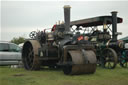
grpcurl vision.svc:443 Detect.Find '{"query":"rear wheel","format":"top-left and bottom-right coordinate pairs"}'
top-left (22, 40), bottom-right (41, 70)
top-left (101, 48), bottom-right (118, 69)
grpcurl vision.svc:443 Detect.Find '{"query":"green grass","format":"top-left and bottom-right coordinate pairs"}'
top-left (0, 65), bottom-right (128, 85)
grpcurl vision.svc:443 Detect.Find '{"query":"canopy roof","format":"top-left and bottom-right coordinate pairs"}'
top-left (69, 16), bottom-right (123, 27)
top-left (120, 36), bottom-right (128, 41)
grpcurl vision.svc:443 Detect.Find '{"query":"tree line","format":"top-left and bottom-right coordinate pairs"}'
top-left (11, 37), bottom-right (26, 45)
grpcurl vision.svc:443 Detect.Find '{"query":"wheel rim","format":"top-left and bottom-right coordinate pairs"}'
top-left (101, 48), bottom-right (117, 69)
top-left (26, 46), bottom-right (34, 69)
top-left (22, 42), bottom-right (34, 70)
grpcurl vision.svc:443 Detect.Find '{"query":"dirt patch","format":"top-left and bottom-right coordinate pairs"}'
top-left (12, 74), bottom-right (25, 77)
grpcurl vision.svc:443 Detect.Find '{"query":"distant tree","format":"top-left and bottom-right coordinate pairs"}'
top-left (11, 37), bottom-right (26, 45)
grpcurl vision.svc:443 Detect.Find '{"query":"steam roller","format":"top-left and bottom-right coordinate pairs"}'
top-left (22, 5), bottom-right (97, 75)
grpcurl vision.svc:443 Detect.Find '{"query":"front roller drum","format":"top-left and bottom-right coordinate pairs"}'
top-left (22, 40), bottom-right (41, 70)
top-left (63, 50), bottom-right (97, 75)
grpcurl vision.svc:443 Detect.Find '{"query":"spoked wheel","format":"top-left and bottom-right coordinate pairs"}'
top-left (22, 40), bottom-right (41, 70)
top-left (101, 48), bottom-right (118, 69)
top-left (25, 45), bottom-right (34, 69)
top-left (29, 31), bottom-right (37, 39)
top-left (120, 50), bottom-right (128, 68)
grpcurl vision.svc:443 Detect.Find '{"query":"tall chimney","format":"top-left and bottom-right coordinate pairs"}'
top-left (111, 11), bottom-right (118, 41)
top-left (63, 5), bottom-right (71, 32)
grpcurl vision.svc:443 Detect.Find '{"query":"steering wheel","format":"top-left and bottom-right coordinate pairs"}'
top-left (29, 31), bottom-right (37, 39)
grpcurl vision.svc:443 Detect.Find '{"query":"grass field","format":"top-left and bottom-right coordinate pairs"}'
top-left (0, 66), bottom-right (128, 85)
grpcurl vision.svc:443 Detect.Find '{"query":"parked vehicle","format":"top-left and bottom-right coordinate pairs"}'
top-left (72, 12), bottom-right (128, 69)
top-left (18, 43), bottom-right (24, 48)
top-left (0, 41), bottom-right (22, 65)
top-left (22, 5), bottom-right (97, 75)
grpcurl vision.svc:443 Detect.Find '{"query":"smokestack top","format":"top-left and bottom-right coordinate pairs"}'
top-left (111, 11), bottom-right (118, 14)
top-left (63, 5), bottom-right (71, 9)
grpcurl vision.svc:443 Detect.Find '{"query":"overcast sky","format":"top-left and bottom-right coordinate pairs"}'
top-left (1, 1), bottom-right (128, 41)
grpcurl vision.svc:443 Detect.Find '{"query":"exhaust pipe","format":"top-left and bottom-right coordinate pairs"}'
top-left (111, 11), bottom-right (118, 41)
top-left (64, 5), bottom-right (71, 32)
